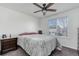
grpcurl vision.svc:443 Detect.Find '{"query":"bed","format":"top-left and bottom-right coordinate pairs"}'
top-left (17, 33), bottom-right (56, 56)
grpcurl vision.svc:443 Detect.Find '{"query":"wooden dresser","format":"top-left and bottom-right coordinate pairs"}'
top-left (0, 38), bottom-right (17, 54)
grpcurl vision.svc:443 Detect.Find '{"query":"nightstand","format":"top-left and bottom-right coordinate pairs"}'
top-left (0, 38), bottom-right (17, 55)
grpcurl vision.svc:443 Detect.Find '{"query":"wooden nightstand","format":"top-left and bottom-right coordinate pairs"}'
top-left (0, 38), bottom-right (17, 55)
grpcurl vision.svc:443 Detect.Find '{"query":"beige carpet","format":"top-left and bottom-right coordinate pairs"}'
top-left (1, 47), bottom-right (27, 56)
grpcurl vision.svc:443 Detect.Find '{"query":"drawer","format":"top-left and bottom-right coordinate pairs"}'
top-left (1, 39), bottom-right (16, 43)
top-left (1, 40), bottom-right (17, 46)
top-left (2, 44), bottom-right (16, 50)
top-left (2, 41), bottom-right (16, 45)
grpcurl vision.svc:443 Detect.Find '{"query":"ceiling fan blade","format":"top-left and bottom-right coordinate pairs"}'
top-left (33, 10), bottom-right (42, 13)
top-left (47, 9), bottom-right (56, 12)
top-left (46, 3), bottom-right (54, 9)
top-left (33, 3), bottom-right (43, 9)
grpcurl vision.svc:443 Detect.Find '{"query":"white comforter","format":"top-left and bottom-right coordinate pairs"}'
top-left (18, 34), bottom-right (56, 56)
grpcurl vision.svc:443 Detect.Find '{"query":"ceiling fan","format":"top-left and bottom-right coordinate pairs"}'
top-left (33, 3), bottom-right (56, 15)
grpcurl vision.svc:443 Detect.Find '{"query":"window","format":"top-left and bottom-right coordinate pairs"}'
top-left (48, 16), bottom-right (68, 36)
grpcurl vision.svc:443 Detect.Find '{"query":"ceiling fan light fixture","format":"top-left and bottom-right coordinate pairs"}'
top-left (42, 10), bottom-right (47, 15)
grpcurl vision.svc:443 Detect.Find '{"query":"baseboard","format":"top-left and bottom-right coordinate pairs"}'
top-left (62, 46), bottom-right (77, 52)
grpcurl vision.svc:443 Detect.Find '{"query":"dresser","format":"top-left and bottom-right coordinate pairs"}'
top-left (0, 38), bottom-right (17, 54)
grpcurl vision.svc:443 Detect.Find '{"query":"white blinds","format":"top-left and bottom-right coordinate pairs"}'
top-left (48, 16), bottom-right (68, 36)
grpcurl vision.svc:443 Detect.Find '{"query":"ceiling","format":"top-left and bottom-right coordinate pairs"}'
top-left (0, 3), bottom-right (79, 19)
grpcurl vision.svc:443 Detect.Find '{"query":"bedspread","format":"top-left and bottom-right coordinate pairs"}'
top-left (18, 35), bottom-right (56, 56)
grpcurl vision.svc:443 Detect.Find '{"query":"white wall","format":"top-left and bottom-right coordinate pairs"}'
top-left (40, 7), bottom-right (79, 50)
top-left (0, 6), bottom-right (39, 37)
